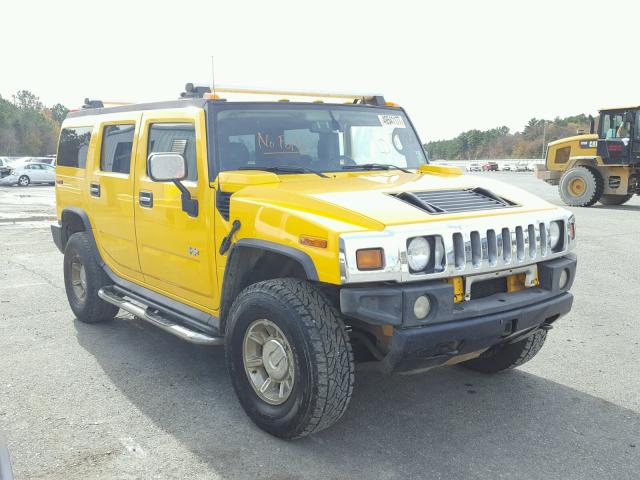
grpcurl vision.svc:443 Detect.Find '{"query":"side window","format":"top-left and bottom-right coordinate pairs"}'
top-left (148, 123), bottom-right (197, 181)
top-left (101, 124), bottom-right (135, 174)
top-left (58, 127), bottom-right (92, 168)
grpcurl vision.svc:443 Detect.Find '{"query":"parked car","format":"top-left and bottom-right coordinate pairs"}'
top-left (502, 163), bottom-right (512, 171)
top-left (514, 162), bottom-right (529, 172)
top-left (0, 162), bottom-right (56, 186)
top-left (467, 162), bottom-right (481, 172)
top-left (0, 158), bottom-right (12, 178)
top-left (481, 161), bottom-right (499, 171)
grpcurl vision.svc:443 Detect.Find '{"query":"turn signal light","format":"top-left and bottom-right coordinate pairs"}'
top-left (299, 236), bottom-right (327, 248)
top-left (356, 248), bottom-right (384, 270)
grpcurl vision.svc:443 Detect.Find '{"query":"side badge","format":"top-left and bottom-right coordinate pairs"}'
top-left (188, 247), bottom-right (199, 257)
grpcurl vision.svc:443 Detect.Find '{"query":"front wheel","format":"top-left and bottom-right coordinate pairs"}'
top-left (18, 175), bottom-right (30, 186)
top-left (599, 194), bottom-right (634, 206)
top-left (558, 166), bottom-right (603, 206)
top-left (225, 278), bottom-right (354, 439)
top-left (462, 329), bottom-right (547, 373)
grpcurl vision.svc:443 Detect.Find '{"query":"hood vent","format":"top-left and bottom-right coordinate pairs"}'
top-left (390, 188), bottom-right (516, 214)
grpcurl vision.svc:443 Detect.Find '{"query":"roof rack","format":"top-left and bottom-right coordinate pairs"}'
top-left (180, 83), bottom-right (386, 105)
top-left (82, 98), bottom-right (133, 109)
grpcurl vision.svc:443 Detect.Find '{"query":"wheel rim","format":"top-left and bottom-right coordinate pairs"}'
top-left (568, 177), bottom-right (586, 196)
top-left (243, 319), bottom-right (295, 405)
top-left (70, 255), bottom-right (87, 302)
top-left (19, 176), bottom-right (28, 186)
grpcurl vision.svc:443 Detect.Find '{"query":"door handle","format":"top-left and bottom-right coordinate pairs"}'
top-left (90, 183), bottom-right (101, 197)
top-left (139, 191), bottom-right (153, 208)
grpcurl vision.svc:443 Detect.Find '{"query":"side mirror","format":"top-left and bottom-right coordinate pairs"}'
top-left (148, 153), bottom-right (187, 182)
top-left (147, 153), bottom-right (198, 217)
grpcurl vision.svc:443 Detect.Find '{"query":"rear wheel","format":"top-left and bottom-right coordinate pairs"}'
top-left (558, 166), bottom-right (603, 207)
top-left (18, 175), bottom-right (30, 186)
top-left (63, 232), bottom-right (118, 323)
top-left (462, 329), bottom-right (547, 373)
top-left (225, 278), bottom-right (354, 439)
top-left (599, 194), bottom-right (634, 206)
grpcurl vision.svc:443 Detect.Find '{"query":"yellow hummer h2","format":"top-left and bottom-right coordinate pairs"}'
top-left (52, 84), bottom-right (577, 439)
top-left (537, 107), bottom-right (640, 206)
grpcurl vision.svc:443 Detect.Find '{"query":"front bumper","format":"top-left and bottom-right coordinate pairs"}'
top-left (0, 176), bottom-right (17, 186)
top-left (340, 254), bottom-right (576, 372)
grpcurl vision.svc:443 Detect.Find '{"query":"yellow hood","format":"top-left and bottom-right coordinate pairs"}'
top-left (229, 171), bottom-right (559, 230)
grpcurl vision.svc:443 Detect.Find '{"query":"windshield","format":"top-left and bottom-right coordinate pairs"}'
top-left (212, 104), bottom-right (427, 174)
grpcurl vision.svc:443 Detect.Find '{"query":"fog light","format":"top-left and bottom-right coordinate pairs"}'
top-left (558, 269), bottom-right (569, 289)
top-left (413, 295), bottom-right (431, 320)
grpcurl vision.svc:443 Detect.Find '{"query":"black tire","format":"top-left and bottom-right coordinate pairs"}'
top-left (225, 278), bottom-right (354, 439)
top-left (462, 329), bottom-right (547, 373)
top-left (558, 166), bottom-right (603, 207)
top-left (18, 175), bottom-right (30, 187)
top-left (599, 194), bottom-right (634, 206)
top-left (63, 232), bottom-right (118, 323)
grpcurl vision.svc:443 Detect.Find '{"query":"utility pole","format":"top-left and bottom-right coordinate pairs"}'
top-left (540, 120), bottom-right (547, 159)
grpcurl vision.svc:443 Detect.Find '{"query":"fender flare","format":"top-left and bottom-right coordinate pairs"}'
top-left (233, 239), bottom-right (319, 281)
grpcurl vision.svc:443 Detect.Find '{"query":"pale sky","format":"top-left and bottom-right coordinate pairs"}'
top-left (3, 0), bottom-right (640, 141)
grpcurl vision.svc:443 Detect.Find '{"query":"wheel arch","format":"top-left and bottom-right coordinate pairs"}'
top-left (59, 207), bottom-right (97, 255)
top-left (219, 239), bottom-right (319, 332)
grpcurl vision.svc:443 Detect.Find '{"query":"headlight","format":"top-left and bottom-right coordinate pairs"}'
top-left (407, 237), bottom-right (430, 272)
top-left (549, 221), bottom-right (563, 250)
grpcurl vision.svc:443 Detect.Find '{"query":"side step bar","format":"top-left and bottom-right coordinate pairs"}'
top-left (98, 287), bottom-right (224, 346)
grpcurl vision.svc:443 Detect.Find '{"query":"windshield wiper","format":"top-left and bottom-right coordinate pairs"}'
top-left (239, 166), bottom-right (329, 178)
top-left (342, 163), bottom-right (412, 174)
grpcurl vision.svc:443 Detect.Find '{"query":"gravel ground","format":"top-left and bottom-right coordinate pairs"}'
top-left (0, 174), bottom-right (638, 480)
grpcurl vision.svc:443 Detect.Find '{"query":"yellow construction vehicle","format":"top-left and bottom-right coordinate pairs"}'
top-left (536, 107), bottom-right (640, 206)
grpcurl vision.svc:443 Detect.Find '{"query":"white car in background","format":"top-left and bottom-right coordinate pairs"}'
top-left (0, 162), bottom-right (56, 186)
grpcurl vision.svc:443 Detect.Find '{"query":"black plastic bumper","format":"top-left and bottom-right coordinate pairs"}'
top-left (381, 291), bottom-right (572, 373)
top-left (51, 224), bottom-right (64, 253)
top-left (340, 254), bottom-right (577, 373)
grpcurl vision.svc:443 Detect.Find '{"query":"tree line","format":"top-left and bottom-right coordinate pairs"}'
top-left (0, 90), bottom-right (68, 156)
top-left (424, 114), bottom-right (591, 160)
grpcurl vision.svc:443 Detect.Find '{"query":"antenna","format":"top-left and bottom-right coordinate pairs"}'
top-left (211, 56), bottom-right (216, 97)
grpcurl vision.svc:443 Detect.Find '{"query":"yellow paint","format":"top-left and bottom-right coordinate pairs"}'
top-left (418, 164), bottom-right (462, 176)
top-left (446, 277), bottom-right (464, 303)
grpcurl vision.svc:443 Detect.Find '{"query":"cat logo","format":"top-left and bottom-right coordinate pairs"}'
top-left (188, 247), bottom-right (199, 257)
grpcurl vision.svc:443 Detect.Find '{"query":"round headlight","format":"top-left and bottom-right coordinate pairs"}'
top-left (549, 221), bottom-right (562, 249)
top-left (407, 237), bottom-right (430, 272)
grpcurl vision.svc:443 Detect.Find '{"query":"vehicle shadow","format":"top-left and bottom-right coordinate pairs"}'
top-left (75, 317), bottom-right (640, 480)
top-left (591, 203), bottom-right (640, 212)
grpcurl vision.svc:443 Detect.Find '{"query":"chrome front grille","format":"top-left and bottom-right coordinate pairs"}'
top-left (339, 212), bottom-right (575, 285)
top-left (450, 222), bottom-right (553, 272)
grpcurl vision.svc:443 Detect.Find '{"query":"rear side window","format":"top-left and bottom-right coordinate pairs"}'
top-left (101, 124), bottom-right (135, 174)
top-left (148, 123), bottom-right (197, 181)
top-left (58, 127), bottom-right (92, 168)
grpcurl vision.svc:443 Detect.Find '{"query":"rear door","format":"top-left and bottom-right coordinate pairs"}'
top-left (88, 113), bottom-right (143, 281)
top-left (133, 108), bottom-right (219, 312)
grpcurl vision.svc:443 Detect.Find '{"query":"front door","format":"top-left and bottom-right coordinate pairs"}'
top-left (133, 109), bottom-right (219, 312)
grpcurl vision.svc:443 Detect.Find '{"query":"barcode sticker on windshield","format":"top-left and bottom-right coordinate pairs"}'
top-left (378, 115), bottom-right (406, 128)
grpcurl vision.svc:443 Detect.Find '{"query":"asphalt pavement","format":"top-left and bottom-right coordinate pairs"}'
top-left (0, 173), bottom-right (638, 479)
